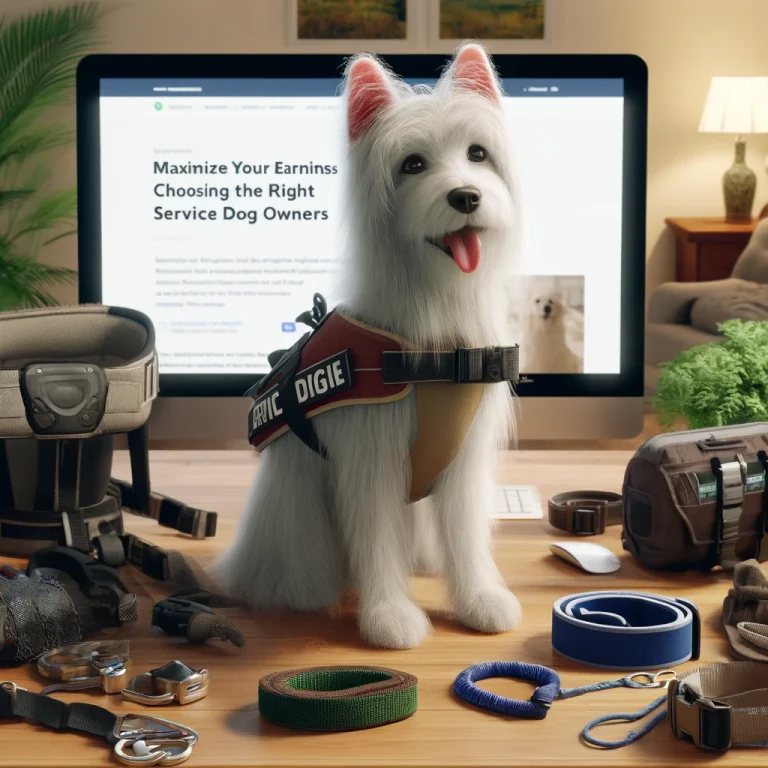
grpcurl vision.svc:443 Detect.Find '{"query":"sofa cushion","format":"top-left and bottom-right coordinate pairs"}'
top-left (690, 283), bottom-right (768, 334)
top-left (732, 217), bottom-right (768, 283)
top-left (645, 322), bottom-right (719, 366)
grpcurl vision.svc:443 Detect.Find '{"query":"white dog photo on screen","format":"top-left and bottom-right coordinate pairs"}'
top-left (515, 275), bottom-right (584, 374)
top-left (215, 43), bottom-right (524, 649)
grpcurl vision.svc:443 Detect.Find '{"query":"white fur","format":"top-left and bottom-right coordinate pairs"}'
top-left (523, 289), bottom-right (582, 374)
top-left (215, 43), bottom-right (523, 649)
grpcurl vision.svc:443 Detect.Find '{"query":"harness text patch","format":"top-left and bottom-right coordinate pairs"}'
top-left (248, 350), bottom-right (354, 437)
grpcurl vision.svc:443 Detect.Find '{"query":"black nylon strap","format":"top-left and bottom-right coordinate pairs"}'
top-left (0, 441), bottom-right (14, 507)
top-left (127, 424), bottom-right (151, 513)
top-left (111, 479), bottom-right (217, 538)
top-left (275, 347), bottom-right (328, 459)
top-left (33, 440), bottom-right (58, 510)
top-left (57, 440), bottom-right (81, 512)
top-left (0, 684), bottom-right (117, 742)
top-left (0, 495), bottom-right (121, 542)
top-left (381, 345), bottom-right (519, 384)
top-left (119, 533), bottom-right (170, 581)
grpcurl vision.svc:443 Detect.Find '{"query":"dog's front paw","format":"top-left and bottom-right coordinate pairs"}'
top-left (359, 598), bottom-right (432, 649)
top-left (455, 585), bottom-right (522, 634)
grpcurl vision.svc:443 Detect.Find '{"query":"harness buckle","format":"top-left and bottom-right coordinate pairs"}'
top-left (20, 361), bottom-right (107, 435)
top-left (37, 640), bottom-right (131, 695)
top-left (668, 680), bottom-right (732, 752)
top-left (113, 712), bottom-right (199, 766)
top-left (122, 660), bottom-right (210, 706)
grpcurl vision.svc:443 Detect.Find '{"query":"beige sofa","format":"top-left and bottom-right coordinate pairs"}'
top-left (645, 217), bottom-right (768, 395)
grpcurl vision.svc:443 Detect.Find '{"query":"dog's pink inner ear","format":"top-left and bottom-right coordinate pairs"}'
top-left (347, 58), bottom-right (393, 141)
top-left (453, 45), bottom-right (500, 104)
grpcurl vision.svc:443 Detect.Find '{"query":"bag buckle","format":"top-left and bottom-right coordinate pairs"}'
top-left (37, 640), bottom-right (131, 695)
top-left (122, 660), bottom-right (210, 706)
top-left (113, 712), bottom-right (199, 766)
top-left (668, 680), bottom-right (732, 751)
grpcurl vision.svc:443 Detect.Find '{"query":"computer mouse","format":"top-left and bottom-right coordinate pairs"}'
top-left (549, 541), bottom-right (621, 574)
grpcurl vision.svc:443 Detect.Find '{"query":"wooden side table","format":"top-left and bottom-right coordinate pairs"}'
top-left (666, 217), bottom-right (757, 282)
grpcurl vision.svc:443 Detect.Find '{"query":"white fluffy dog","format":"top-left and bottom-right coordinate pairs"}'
top-left (216, 43), bottom-right (523, 649)
top-left (522, 287), bottom-right (582, 374)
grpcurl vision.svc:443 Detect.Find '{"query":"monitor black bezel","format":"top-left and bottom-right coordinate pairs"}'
top-left (77, 53), bottom-right (647, 398)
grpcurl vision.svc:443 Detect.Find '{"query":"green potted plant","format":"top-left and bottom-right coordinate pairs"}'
top-left (653, 319), bottom-right (768, 430)
top-left (0, 2), bottom-right (102, 311)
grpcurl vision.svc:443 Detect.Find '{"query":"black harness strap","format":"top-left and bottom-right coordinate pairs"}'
top-left (126, 424), bottom-right (151, 513)
top-left (381, 345), bottom-right (520, 384)
top-left (57, 440), bottom-right (81, 512)
top-left (0, 683), bottom-right (118, 742)
top-left (0, 441), bottom-right (13, 508)
top-left (0, 496), bottom-right (121, 541)
top-left (274, 344), bottom-right (328, 459)
top-left (33, 441), bottom-right (59, 511)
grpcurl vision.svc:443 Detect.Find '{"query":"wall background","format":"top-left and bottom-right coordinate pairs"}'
top-left (5, 0), bottom-right (768, 308)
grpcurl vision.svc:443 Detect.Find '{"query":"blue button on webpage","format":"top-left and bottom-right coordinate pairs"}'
top-left (282, 322), bottom-right (296, 332)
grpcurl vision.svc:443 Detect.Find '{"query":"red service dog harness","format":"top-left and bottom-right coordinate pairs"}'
top-left (247, 295), bottom-right (520, 502)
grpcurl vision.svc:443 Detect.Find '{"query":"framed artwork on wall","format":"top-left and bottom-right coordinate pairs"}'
top-left (287, 0), bottom-right (419, 51)
top-left (428, 0), bottom-right (552, 49)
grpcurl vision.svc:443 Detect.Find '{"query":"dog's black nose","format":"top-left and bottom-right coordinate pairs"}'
top-left (447, 186), bottom-right (482, 214)
top-left (543, 304), bottom-right (552, 317)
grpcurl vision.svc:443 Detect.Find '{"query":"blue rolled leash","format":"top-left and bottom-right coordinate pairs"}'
top-left (454, 661), bottom-right (674, 748)
top-left (551, 591), bottom-right (700, 670)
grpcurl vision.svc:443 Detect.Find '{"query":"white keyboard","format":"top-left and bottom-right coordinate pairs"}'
top-left (494, 485), bottom-right (543, 520)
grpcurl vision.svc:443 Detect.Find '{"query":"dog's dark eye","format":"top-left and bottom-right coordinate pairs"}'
top-left (468, 145), bottom-right (488, 162)
top-left (402, 154), bottom-right (427, 174)
top-left (535, 299), bottom-right (540, 304)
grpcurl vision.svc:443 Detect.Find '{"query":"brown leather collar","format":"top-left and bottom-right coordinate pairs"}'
top-left (548, 490), bottom-right (623, 535)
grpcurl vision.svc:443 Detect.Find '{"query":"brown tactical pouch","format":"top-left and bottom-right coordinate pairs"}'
top-left (621, 422), bottom-right (768, 571)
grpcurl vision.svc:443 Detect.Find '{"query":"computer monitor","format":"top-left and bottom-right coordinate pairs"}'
top-left (76, 53), bottom-right (647, 443)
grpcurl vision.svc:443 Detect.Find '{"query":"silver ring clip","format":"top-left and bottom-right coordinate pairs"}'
top-left (625, 669), bottom-right (678, 689)
top-left (113, 713), bottom-right (199, 766)
top-left (37, 640), bottom-right (131, 695)
top-left (122, 661), bottom-right (209, 706)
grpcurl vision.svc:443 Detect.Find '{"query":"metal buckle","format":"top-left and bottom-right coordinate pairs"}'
top-left (113, 713), bottom-right (199, 766)
top-left (122, 661), bottom-right (209, 706)
top-left (627, 669), bottom-right (677, 689)
top-left (669, 681), bottom-right (732, 751)
top-left (37, 640), bottom-right (131, 695)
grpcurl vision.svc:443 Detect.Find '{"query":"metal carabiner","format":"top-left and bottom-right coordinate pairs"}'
top-left (113, 713), bottom-right (199, 766)
top-left (37, 640), bottom-right (131, 695)
top-left (122, 661), bottom-right (209, 706)
top-left (652, 669), bottom-right (678, 689)
top-left (625, 669), bottom-right (678, 689)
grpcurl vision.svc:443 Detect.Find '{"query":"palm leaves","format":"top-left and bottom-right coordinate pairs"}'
top-left (0, 3), bottom-right (102, 310)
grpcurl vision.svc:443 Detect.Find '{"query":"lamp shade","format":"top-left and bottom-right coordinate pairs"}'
top-left (699, 77), bottom-right (768, 134)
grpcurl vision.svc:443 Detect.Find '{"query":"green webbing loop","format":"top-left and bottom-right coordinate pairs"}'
top-left (258, 666), bottom-right (418, 731)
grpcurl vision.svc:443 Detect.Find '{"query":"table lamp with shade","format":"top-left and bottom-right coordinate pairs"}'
top-left (698, 76), bottom-right (768, 222)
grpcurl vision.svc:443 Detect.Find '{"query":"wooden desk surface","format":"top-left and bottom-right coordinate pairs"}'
top-left (0, 450), bottom-right (749, 767)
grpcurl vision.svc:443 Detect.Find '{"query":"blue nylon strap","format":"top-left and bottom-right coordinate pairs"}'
top-left (453, 661), bottom-right (671, 749)
top-left (552, 591), bottom-right (697, 670)
top-left (453, 662), bottom-right (560, 720)
top-left (581, 696), bottom-right (668, 749)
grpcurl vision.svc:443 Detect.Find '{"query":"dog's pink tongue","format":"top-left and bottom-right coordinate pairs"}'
top-left (444, 229), bottom-right (481, 273)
